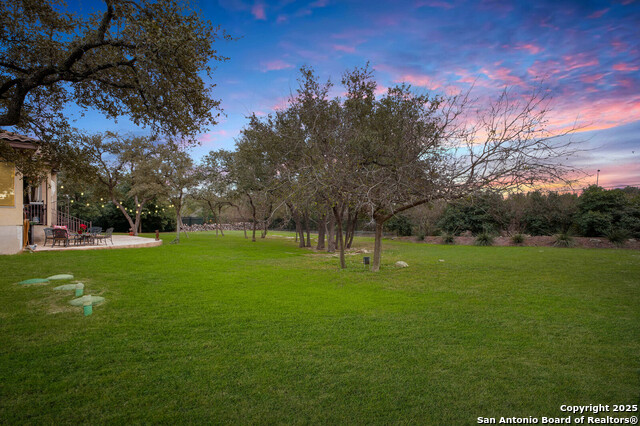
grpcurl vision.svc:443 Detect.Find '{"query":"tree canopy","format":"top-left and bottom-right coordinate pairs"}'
top-left (1, 0), bottom-right (230, 135)
top-left (209, 65), bottom-right (584, 271)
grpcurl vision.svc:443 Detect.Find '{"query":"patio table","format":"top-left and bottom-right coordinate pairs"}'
top-left (71, 233), bottom-right (95, 246)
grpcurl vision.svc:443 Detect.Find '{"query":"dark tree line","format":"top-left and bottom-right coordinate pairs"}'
top-left (402, 186), bottom-right (640, 239)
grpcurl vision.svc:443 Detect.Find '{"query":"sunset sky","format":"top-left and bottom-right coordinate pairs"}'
top-left (72, 0), bottom-right (640, 189)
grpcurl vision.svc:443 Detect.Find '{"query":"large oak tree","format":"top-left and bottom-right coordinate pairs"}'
top-left (0, 0), bottom-right (230, 177)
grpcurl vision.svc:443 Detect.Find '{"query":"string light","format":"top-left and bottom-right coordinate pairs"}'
top-left (80, 192), bottom-right (84, 196)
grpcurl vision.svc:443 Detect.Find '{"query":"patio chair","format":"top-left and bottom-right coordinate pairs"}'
top-left (96, 227), bottom-right (114, 245)
top-left (52, 228), bottom-right (69, 247)
top-left (87, 226), bottom-right (102, 245)
top-left (43, 228), bottom-right (54, 247)
top-left (70, 232), bottom-right (83, 246)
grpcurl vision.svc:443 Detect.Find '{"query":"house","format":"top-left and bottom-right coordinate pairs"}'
top-left (0, 132), bottom-right (58, 254)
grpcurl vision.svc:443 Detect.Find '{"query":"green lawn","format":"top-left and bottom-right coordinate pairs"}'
top-left (1, 232), bottom-right (638, 424)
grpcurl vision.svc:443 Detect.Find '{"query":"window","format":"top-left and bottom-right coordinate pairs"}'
top-left (0, 162), bottom-right (15, 207)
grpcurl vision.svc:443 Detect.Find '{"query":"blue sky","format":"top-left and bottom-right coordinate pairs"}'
top-left (68, 0), bottom-right (640, 188)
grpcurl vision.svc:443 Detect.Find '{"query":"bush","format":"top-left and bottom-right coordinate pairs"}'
top-left (554, 233), bottom-right (574, 247)
top-left (575, 210), bottom-right (612, 237)
top-left (475, 232), bottom-right (494, 246)
top-left (437, 199), bottom-right (497, 236)
top-left (442, 233), bottom-right (455, 244)
top-left (606, 229), bottom-right (629, 247)
top-left (385, 215), bottom-right (413, 237)
top-left (511, 233), bottom-right (525, 245)
top-left (416, 230), bottom-right (426, 241)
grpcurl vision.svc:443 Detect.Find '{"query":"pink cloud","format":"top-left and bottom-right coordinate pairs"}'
top-left (374, 86), bottom-right (389, 97)
top-left (276, 15), bottom-right (288, 24)
top-left (616, 78), bottom-right (636, 90)
top-left (514, 43), bottom-right (543, 55)
top-left (613, 63), bottom-right (640, 72)
top-left (596, 161), bottom-right (640, 189)
top-left (480, 67), bottom-right (526, 87)
top-left (332, 44), bottom-right (356, 53)
top-left (199, 130), bottom-right (230, 145)
top-left (548, 96), bottom-right (640, 133)
top-left (251, 2), bottom-right (266, 20)
top-left (452, 69), bottom-right (497, 88)
top-left (396, 74), bottom-right (443, 90)
top-left (527, 59), bottom-right (567, 79)
top-left (580, 73), bottom-right (606, 84)
top-left (270, 97), bottom-right (290, 111)
top-left (588, 8), bottom-right (609, 18)
top-left (563, 54), bottom-right (599, 71)
top-left (611, 40), bottom-right (628, 53)
top-left (261, 60), bottom-right (294, 72)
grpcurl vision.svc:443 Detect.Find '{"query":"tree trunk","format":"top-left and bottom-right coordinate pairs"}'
top-left (304, 212), bottom-right (311, 247)
top-left (217, 206), bottom-right (224, 236)
top-left (316, 213), bottom-right (326, 250)
top-left (327, 212), bottom-right (335, 253)
top-left (295, 217), bottom-right (304, 247)
top-left (372, 219), bottom-right (384, 272)
top-left (345, 210), bottom-right (358, 249)
top-left (261, 220), bottom-right (268, 238)
top-left (298, 225), bottom-right (305, 247)
top-left (252, 221), bottom-right (257, 242)
top-left (243, 222), bottom-right (247, 239)
top-left (333, 205), bottom-right (346, 269)
top-left (175, 212), bottom-right (181, 243)
top-left (248, 194), bottom-right (257, 242)
top-left (134, 212), bottom-right (141, 236)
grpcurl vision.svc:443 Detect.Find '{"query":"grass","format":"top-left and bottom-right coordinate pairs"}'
top-left (1, 231), bottom-right (638, 424)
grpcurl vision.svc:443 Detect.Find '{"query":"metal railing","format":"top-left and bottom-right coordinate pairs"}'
top-left (54, 209), bottom-right (91, 233)
top-left (23, 203), bottom-right (47, 225)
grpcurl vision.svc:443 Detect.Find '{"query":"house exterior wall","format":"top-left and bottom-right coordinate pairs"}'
top-left (0, 166), bottom-right (56, 254)
top-left (0, 164), bottom-right (24, 254)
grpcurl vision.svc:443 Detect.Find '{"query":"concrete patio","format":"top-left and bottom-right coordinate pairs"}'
top-left (36, 234), bottom-right (163, 252)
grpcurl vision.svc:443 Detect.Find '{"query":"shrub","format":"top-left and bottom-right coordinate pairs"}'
top-left (554, 233), bottom-right (574, 247)
top-left (442, 233), bottom-right (455, 244)
top-left (606, 229), bottom-right (629, 247)
top-left (385, 215), bottom-right (413, 237)
top-left (475, 232), bottom-right (494, 246)
top-left (511, 233), bottom-right (525, 245)
top-left (437, 201), bottom-right (497, 236)
top-left (575, 210), bottom-right (612, 237)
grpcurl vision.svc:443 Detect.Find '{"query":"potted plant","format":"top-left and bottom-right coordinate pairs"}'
top-left (78, 224), bottom-right (87, 235)
top-left (129, 228), bottom-right (134, 236)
